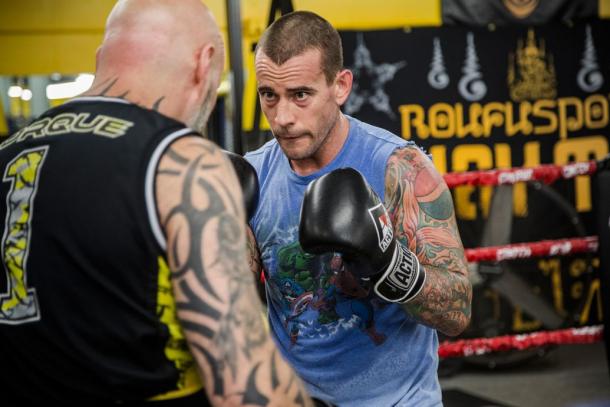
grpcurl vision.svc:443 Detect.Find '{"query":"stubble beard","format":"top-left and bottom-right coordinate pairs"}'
top-left (275, 109), bottom-right (340, 161)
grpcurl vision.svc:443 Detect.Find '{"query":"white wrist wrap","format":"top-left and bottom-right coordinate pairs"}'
top-left (374, 243), bottom-right (426, 303)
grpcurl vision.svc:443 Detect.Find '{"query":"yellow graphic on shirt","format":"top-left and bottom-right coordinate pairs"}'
top-left (150, 256), bottom-right (202, 400)
top-left (0, 147), bottom-right (47, 324)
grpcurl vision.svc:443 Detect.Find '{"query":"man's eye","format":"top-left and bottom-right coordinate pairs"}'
top-left (295, 91), bottom-right (308, 101)
top-left (260, 91), bottom-right (276, 101)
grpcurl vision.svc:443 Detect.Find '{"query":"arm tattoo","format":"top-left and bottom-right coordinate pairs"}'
top-left (385, 146), bottom-right (472, 336)
top-left (85, 76), bottom-right (165, 111)
top-left (156, 138), bottom-right (311, 406)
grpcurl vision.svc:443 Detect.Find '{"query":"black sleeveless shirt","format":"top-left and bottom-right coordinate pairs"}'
top-left (0, 97), bottom-right (204, 403)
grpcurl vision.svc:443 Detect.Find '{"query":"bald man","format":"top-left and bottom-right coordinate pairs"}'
top-left (0, 1), bottom-right (312, 405)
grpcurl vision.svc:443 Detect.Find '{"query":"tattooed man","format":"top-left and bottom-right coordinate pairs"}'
top-left (245, 11), bottom-right (472, 407)
top-left (0, 1), bottom-right (312, 405)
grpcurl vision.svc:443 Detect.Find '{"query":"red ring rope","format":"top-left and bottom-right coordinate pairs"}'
top-left (444, 160), bottom-right (598, 188)
top-left (438, 158), bottom-right (608, 359)
top-left (465, 236), bottom-right (598, 263)
top-left (438, 325), bottom-right (604, 358)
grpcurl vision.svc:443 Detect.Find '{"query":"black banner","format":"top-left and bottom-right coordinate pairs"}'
top-left (442, 0), bottom-right (598, 26)
top-left (340, 21), bottom-right (609, 331)
top-left (340, 21), bottom-right (610, 224)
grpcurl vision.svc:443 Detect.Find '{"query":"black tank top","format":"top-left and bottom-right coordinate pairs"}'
top-left (0, 97), bottom-right (205, 403)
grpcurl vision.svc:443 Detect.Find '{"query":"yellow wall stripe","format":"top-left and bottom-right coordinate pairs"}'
top-left (0, 0), bottom-right (112, 31)
top-left (0, 0), bottom-right (440, 75)
top-left (0, 34), bottom-right (102, 75)
top-left (294, 0), bottom-right (442, 29)
top-left (0, 0), bottom-right (112, 75)
top-left (0, 99), bottom-right (8, 136)
top-left (600, 0), bottom-right (610, 18)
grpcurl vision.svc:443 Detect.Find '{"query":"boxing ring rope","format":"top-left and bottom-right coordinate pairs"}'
top-left (443, 158), bottom-right (602, 188)
top-left (464, 236), bottom-right (598, 263)
top-left (437, 158), bottom-right (607, 359)
top-left (439, 325), bottom-right (603, 358)
top-left (439, 235), bottom-right (603, 358)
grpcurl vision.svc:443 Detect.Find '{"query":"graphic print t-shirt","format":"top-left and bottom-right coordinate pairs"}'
top-left (246, 116), bottom-right (442, 407)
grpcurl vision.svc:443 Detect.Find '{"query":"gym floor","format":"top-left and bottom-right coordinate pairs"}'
top-left (440, 342), bottom-right (610, 407)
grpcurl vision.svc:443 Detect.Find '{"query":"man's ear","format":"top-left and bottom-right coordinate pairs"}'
top-left (334, 69), bottom-right (353, 106)
top-left (195, 43), bottom-right (215, 88)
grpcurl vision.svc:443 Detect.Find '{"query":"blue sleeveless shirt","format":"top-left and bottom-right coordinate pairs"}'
top-left (245, 116), bottom-right (441, 407)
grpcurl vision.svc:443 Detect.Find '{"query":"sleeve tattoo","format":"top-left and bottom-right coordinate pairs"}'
top-left (155, 136), bottom-right (311, 406)
top-left (384, 146), bottom-right (472, 336)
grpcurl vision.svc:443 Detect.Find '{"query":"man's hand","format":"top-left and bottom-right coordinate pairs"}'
top-left (224, 150), bottom-right (259, 221)
top-left (299, 167), bottom-right (426, 303)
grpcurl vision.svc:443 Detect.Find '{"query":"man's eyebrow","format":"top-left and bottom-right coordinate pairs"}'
top-left (257, 86), bottom-right (274, 93)
top-left (286, 86), bottom-right (316, 93)
top-left (257, 86), bottom-right (317, 94)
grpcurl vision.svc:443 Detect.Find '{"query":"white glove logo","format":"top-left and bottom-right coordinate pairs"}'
top-left (368, 203), bottom-right (393, 253)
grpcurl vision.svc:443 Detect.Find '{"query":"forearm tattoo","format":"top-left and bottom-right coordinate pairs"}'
top-left (385, 147), bottom-right (472, 336)
top-left (157, 139), bottom-right (310, 406)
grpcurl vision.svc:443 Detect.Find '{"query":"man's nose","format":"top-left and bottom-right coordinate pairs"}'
top-left (274, 99), bottom-right (295, 128)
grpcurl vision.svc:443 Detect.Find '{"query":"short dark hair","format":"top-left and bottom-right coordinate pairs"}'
top-left (255, 11), bottom-right (343, 84)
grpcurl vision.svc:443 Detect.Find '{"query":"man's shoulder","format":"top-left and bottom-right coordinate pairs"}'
top-left (244, 138), bottom-right (280, 169)
top-left (347, 115), bottom-right (408, 148)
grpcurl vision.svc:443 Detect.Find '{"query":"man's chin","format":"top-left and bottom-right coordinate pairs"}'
top-left (281, 148), bottom-right (308, 161)
top-left (277, 140), bottom-right (311, 161)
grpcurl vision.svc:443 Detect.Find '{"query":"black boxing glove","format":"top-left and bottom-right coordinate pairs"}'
top-left (299, 167), bottom-right (426, 303)
top-left (224, 150), bottom-right (260, 221)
